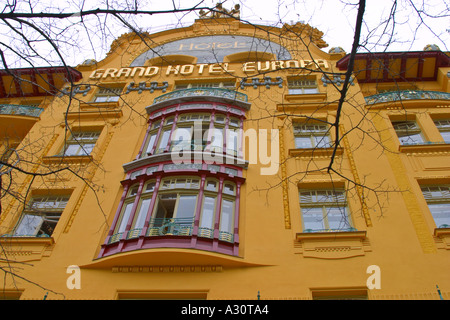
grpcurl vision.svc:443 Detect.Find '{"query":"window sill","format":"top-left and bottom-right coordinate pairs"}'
top-left (42, 155), bottom-right (93, 164)
top-left (434, 227), bottom-right (450, 250)
top-left (79, 101), bottom-right (120, 109)
top-left (284, 93), bottom-right (327, 102)
top-left (294, 230), bottom-right (371, 259)
top-left (399, 142), bottom-right (450, 154)
top-left (289, 147), bottom-right (343, 158)
top-left (0, 236), bottom-right (55, 262)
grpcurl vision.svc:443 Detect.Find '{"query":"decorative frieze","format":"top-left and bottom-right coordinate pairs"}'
top-left (239, 77), bottom-right (283, 89)
top-left (112, 265), bottom-right (223, 273)
top-left (126, 81), bottom-right (168, 94)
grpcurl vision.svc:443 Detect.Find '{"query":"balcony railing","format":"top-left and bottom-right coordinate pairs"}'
top-left (108, 217), bottom-right (235, 243)
top-left (146, 217), bottom-right (194, 237)
top-left (365, 90), bottom-right (450, 105)
top-left (152, 88), bottom-right (248, 104)
top-left (0, 104), bottom-right (44, 118)
top-left (303, 227), bottom-right (357, 233)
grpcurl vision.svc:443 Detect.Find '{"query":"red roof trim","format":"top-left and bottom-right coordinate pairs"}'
top-left (336, 51), bottom-right (450, 83)
top-left (0, 66), bottom-right (82, 98)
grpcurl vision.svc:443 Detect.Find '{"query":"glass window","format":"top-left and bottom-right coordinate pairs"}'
top-left (93, 86), bottom-right (122, 102)
top-left (434, 119), bottom-right (450, 143)
top-left (299, 189), bottom-right (353, 232)
top-left (392, 121), bottom-right (425, 145)
top-left (62, 131), bottom-right (100, 156)
top-left (294, 124), bottom-right (331, 149)
top-left (288, 78), bottom-right (318, 94)
top-left (13, 195), bottom-right (70, 237)
top-left (421, 186), bottom-right (450, 228)
top-left (219, 199), bottom-right (234, 242)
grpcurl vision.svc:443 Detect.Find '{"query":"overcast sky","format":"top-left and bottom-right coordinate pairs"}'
top-left (0, 0), bottom-right (448, 67)
top-left (146, 0), bottom-right (449, 53)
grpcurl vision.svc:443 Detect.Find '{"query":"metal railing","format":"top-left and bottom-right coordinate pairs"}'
top-left (303, 227), bottom-right (357, 233)
top-left (365, 90), bottom-right (450, 105)
top-left (0, 104), bottom-right (44, 118)
top-left (146, 217), bottom-right (195, 237)
top-left (153, 88), bottom-right (248, 104)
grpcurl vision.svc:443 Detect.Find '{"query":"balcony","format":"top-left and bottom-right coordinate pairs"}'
top-left (0, 104), bottom-right (44, 118)
top-left (108, 217), bottom-right (235, 244)
top-left (365, 90), bottom-right (450, 105)
top-left (146, 88), bottom-right (250, 114)
top-left (153, 87), bottom-right (247, 103)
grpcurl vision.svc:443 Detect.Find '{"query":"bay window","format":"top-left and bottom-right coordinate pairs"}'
top-left (139, 106), bottom-right (243, 159)
top-left (102, 172), bottom-right (242, 257)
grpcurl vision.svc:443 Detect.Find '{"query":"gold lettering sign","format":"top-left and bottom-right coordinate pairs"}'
top-left (89, 60), bottom-right (329, 79)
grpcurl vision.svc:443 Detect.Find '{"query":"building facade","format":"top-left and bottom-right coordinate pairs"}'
top-left (0, 9), bottom-right (449, 300)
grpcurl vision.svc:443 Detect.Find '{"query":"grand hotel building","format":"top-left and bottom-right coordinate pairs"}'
top-left (0, 8), bottom-right (449, 300)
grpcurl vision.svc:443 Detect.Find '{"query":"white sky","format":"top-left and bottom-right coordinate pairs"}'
top-left (146, 0), bottom-right (449, 53)
top-left (0, 0), bottom-right (448, 67)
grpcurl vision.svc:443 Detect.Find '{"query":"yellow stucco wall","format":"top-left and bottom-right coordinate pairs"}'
top-left (0, 17), bottom-right (449, 300)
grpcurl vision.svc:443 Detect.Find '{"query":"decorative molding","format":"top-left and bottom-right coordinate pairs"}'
top-left (294, 231), bottom-right (371, 259)
top-left (126, 81), bottom-right (168, 94)
top-left (239, 77), bottom-right (283, 89)
top-left (340, 125), bottom-right (372, 227)
top-left (278, 126), bottom-right (291, 229)
top-left (289, 147), bottom-right (343, 159)
top-left (58, 85), bottom-right (91, 97)
top-left (371, 115), bottom-right (437, 253)
top-left (321, 74), bottom-right (355, 87)
top-left (112, 265), bottom-right (223, 273)
top-left (434, 228), bottom-right (450, 250)
top-left (63, 131), bottom-right (115, 233)
top-left (0, 237), bottom-right (55, 262)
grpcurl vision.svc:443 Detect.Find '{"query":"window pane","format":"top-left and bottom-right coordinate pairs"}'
top-left (301, 207), bottom-right (325, 231)
top-left (134, 198), bottom-right (151, 229)
top-left (171, 127), bottom-right (192, 150)
top-left (439, 131), bottom-right (450, 143)
top-left (64, 144), bottom-right (80, 156)
top-left (14, 214), bottom-right (43, 236)
top-left (145, 133), bottom-right (157, 154)
top-left (314, 135), bottom-right (331, 148)
top-left (156, 130), bottom-right (170, 152)
top-left (295, 136), bottom-right (313, 148)
top-left (176, 195), bottom-right (197, 219)
top-left (325, 206), bottom-right (351, 230)
top-left (117, 203), bottom-right (133, 233)
top-left (427, 203), bottom-right (450, 228)
top-left (210, 128), bottom-right (223, 149)
top-left (200, 197), bottom-right (216, 229)
top-left (397, 132), bottom-right (424, 145)
top-left (219, 199), bottom-right (234, 234)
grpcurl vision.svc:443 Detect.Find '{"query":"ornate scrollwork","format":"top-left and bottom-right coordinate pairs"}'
top-left (126, 81), bottom-right (169, 94)
top-left (239, 77), bottom-right (283, 89)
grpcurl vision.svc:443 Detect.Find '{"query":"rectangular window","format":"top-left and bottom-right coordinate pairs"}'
top-left (219, 199), bottom-right (234, 242)
top-left (299, 189), bottom-right (353, 232)
top-left (392, 121), bottom-right (425, 145)
top-left (288, 78), bottom-right (318, 94)
top-left (93, 86), bottom-right (122, 103)
top-left (434, 119), bottom-right (450, 143)
top-left (421, 186), bottom-right (450, 228)
top-left (62, 131), bottom-right (100, 156)
top-left (199, 196), bottom-right (216, 238)
top-left (13, 195), bottom-right (70, 237)
top-left (150, 193), bottom-right (197, 235)
top-left (294, 124), bottom-right (331, 148)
